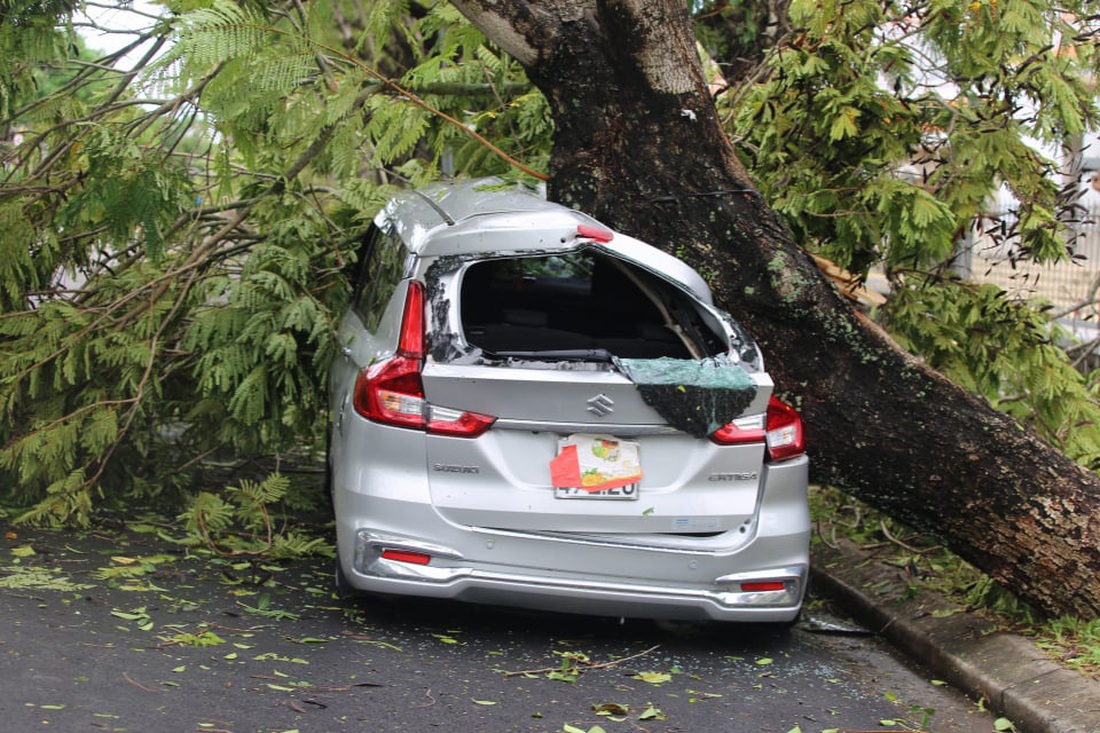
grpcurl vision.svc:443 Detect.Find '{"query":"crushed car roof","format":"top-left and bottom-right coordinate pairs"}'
top-left (379, 178), bottom-right (712, 303)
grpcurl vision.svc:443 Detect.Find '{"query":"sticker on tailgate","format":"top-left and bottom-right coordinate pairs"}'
top-left (549, 435), bottom-right (641, 500)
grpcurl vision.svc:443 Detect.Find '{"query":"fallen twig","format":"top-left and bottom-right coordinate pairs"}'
top-left (879, 520), bottom-right (943, 555)
top-left (504, 644), bottom-right (660, 678)
top-left (122, 672), bottom-right (158, 694)
top-left (409, 687), bottom-right (436, 709)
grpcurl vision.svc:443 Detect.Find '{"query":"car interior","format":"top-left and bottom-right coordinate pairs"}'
top-left (459, 251), bottom-right (726, 360)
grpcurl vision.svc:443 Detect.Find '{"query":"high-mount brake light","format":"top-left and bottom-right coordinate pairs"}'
top-left (576, 224), bottom-right (614, 242)
top-left (710, 396), bottom-right (805, 461)
top-left (352, 281), bottom-right (495, 438)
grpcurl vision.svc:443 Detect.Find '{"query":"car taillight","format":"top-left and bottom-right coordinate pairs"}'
top-left (396, 278), bottom-right (425, 360)
top-left (427, 404), bottom-right (496, 437)
top-left (763, 396), bottom-right (804, 461)
top-left (352, 282), bottom-right (495, 438)
top-left (354, 355), bottom-right (427, 429)
top-left (710, 396), bottom-right (804, 461)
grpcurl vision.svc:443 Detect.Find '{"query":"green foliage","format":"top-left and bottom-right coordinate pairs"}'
top-left (3, 0), bottom-right (1100, 538)
top-left (0, 563), bottom-right (94, 592)
top-left (0, 0), bottom-right (76, 117)
top-left (161, 629), bottom-right (227, 647)
top-left (171, 471), bottom-right (330, 556)
top-left (724, 0), bottom-right (1100, 463)
top-left (730, 0), bottom-right (1093, 276)
top-left (0, 0), bottom-right (548, 526)
top-left (884, 278), bottom-right (1100, 465)
top-left (1036, 616), bottom-right (1100, 676)
top-left (173, 472), bottom-right (332, 559)
top-left (93, 554), bottom-right (179, 581)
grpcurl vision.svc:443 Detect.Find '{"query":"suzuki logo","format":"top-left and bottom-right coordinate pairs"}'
top-left (586, 393), bottom-right (615, 417)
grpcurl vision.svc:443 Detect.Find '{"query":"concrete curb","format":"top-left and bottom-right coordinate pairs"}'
top-left (811, 539), bottom-right (1100, 733)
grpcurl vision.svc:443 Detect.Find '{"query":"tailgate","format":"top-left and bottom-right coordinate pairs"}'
top-left (421, 362), bottom-right (773, 534)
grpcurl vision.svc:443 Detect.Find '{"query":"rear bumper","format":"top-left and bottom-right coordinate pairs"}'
top-left (334, 456), bottom-right (810, 623)
top-left (348, 529), bottom-right (806, 622)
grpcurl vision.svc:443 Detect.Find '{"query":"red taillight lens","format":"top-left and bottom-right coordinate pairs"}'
top-left (351, 281), bottom-right (495, 438)
top-left (764, 396), bottom-right (804, 461)
top-left (428, 405), bottom-right (496, 438)
top-left (709, 418), bottom-right (765, 446)
top-left (353, 355), bottom-right (426, 429)
top-left (397, 281), bottom-right (425, 359)
top-left (710, 396), bottom-right (804, 461)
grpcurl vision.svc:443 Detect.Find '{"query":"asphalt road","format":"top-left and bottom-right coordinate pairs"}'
top-left (0, 522), bottom-right (1001, 733)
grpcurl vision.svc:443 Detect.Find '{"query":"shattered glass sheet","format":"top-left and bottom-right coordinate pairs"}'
top-left (615, 356), bottom-right (757, 438)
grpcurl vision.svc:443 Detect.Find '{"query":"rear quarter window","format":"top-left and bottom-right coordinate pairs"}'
top-left (352, 224), bottom-right (408, 332)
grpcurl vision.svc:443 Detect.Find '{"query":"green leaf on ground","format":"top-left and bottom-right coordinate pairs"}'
top-left (632, 671), bottom-right (672, 684)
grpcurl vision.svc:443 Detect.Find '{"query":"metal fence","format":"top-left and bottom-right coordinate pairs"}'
top-left (966, 178), bottom-right (1100, 321)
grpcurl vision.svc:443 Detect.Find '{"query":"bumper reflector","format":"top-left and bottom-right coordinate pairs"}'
top-left (381, 549), bottom-right (432, 565)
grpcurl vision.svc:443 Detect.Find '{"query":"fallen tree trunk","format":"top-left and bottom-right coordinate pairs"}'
top-left (453, 0), bottom-right (1100, 617)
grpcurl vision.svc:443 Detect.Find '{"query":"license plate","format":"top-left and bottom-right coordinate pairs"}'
top-left (555, 483), bottom-right (639, 500)
top-left (550, 434), bottom-right (642, 501)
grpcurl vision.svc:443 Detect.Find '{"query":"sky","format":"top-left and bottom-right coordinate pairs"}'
top-left (77, 1), bottom-right (164, 63)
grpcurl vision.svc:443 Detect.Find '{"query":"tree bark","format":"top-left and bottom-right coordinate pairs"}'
top-left (451, 0), bottom-right (1100, 618)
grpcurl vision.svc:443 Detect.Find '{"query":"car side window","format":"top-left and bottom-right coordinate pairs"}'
top-left (353, 223), bottom-right (407, 333)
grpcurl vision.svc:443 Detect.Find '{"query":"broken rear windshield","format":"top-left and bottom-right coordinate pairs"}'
top-left (458, 251), bottom-right (729, 361)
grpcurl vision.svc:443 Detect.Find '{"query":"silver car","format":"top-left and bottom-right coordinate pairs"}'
top-left (328, 178), bottom-right (810, 623)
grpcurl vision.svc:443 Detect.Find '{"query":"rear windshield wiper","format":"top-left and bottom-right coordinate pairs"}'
top-left (487, 348), bottom-right (615, 362)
